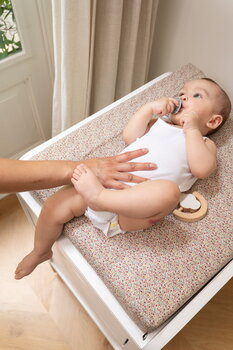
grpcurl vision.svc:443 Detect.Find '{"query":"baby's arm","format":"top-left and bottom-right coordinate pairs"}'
top-left (182, 113), bottom-right (217, 179)
top-left (123, 97), bottom-right (179, 144)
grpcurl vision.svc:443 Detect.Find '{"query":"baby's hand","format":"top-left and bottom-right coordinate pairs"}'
top-left (150, 97), bottom-right (179, 117)
top-left (180, 111), bottom-right (200, 132)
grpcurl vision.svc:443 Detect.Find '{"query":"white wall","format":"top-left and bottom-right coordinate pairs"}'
top-left (148, 0), bottom-right (233, 99)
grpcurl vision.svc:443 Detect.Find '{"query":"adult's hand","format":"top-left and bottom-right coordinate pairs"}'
top-left (0, 149), bottom-right (156, 193)
top-left (84, 148), bottom-right (157, 189)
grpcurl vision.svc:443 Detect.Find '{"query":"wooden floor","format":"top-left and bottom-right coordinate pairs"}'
top-left (0, 195), bottom-right (232, 350)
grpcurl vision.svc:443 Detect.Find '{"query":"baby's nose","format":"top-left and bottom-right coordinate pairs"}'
top-left (180, 95), bottom-right (187, 101)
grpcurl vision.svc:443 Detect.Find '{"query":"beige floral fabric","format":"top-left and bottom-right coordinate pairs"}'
top-left (31, 64), bottom-right (233, 332)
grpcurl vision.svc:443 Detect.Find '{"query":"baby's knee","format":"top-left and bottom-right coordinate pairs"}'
top-left (159, 180), bottom-right (180, 207)
top-left (168, 181), bottom-right (180, 202)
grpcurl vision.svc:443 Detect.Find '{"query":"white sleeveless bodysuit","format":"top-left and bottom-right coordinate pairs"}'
top-left (122, 118), bottom-right (197, 192)
top-left (86, 118), bottom-right (199, 237)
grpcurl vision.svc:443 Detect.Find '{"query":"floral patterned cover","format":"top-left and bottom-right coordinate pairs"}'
top-left (31, 64), bottom-right (233, 332)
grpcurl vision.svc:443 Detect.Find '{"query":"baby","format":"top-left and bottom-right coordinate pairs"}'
top-left (15, 78), bottom-right (231, 279)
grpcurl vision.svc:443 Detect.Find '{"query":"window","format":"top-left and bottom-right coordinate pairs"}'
top-left (0, 0), bottom-right (22, 60)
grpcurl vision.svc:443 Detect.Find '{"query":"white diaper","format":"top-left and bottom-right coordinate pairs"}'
top-left (85, 208), bottom-right (126, 238)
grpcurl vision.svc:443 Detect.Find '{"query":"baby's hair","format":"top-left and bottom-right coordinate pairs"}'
top-left (201, 78), bottom-right (231, 134)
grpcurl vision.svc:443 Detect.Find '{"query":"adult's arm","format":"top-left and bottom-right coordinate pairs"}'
top-left (0, 149), bottom-right (156, 193)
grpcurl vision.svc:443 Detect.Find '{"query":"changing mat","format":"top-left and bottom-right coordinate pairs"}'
top-left (30, 64), bottom-right (233, 332)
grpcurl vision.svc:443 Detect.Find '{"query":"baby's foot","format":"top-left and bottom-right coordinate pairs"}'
top-left (71, 164), bottom-right (105, 210)
top-left (15, 249), bottom-right (52, 280)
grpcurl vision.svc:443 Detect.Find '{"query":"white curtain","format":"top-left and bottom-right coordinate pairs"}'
top-left (52, 0), bottom-right (159, 135)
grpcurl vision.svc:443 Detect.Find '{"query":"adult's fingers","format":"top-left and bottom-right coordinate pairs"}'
top-left (115, 160), bottom-right (157, 172)
top-left (112, 170), bottom-right (150, 183)
top-left (114, 148), bottom-right (149, 162)
top-left (104, 179), bottom-right (130, 190)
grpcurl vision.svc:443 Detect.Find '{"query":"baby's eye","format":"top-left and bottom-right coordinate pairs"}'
top-left (193, 93), bottom-right (202, 98)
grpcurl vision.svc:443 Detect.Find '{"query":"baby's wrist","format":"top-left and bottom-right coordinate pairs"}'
top-left (144, 103), bottom-right (157, 119)
top-left (184, 125), bottom-right (201, 134)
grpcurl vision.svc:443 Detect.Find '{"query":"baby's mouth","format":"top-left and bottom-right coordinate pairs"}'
top-left (179, 106), bottom-right (184, 113)
top-left (178, 103), bottom-right (185, 113)
top-left (172, 97), bottom-right (182, 114)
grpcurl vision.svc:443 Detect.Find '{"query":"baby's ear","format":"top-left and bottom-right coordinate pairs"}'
top-left (207, 114), bottom-right (223, 131)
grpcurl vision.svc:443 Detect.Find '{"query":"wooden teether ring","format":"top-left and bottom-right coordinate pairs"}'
top-left (173, 191), bottom-right (208, 222)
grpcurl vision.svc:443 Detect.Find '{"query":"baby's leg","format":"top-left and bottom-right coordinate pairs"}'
top-left (72, 164), bottom-right (180, 223)
top-left (15, 186), bottom-right (86, 279)
top-left (118, 213), bottom-right (167, 232)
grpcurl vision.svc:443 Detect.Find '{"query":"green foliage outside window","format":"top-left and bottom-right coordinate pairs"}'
top-left (0, 0), bottom-right (22, 60)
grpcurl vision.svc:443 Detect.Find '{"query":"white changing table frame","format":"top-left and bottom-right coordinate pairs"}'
top-left (17, 73), bottom-right (232, 350)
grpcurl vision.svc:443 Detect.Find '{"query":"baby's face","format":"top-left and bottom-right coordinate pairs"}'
top-left (170, 79), bottom-right (221, 128)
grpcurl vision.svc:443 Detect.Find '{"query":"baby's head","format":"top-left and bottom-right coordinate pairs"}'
top-left (172, 78), bottom-right (231, 135)
top-left (200, 78), bottom-right (231, 134)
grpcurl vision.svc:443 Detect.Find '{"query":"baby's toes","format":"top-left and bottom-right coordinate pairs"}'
top-left (76, 164), bottom-right (88, 174)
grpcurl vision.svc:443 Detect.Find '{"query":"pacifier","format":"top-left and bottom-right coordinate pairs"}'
top-left (171, 97), bottom-right (182, 114)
